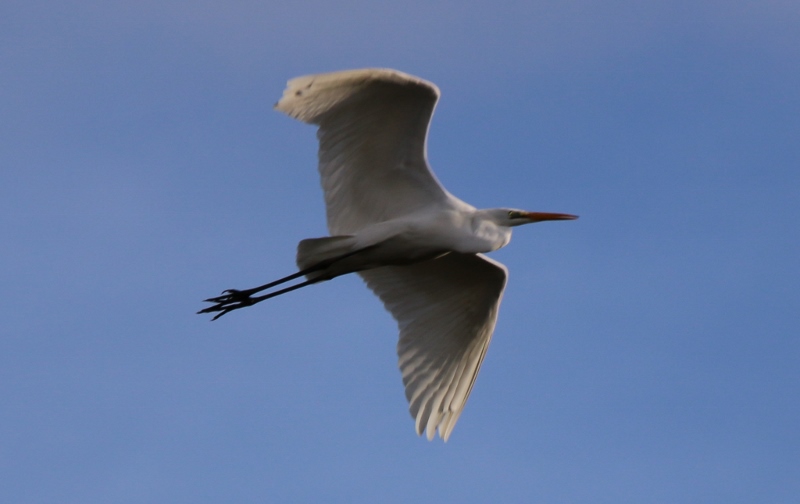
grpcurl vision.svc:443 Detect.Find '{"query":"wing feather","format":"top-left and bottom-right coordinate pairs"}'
top-left (359, 253), bottom-right (508, 441)
top-left (275, 68), bottom-right (452, 234)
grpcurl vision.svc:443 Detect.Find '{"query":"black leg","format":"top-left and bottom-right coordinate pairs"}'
top-left (201, 263), bottom-right (328, 305)
top-left (198, 278), bottom-right (321, 321)
top-left (198, 244), bottom-right (378, 320)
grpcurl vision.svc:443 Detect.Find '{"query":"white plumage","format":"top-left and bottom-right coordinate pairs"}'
top-left (275, 69), bottom-right (450, 235)
top-left (200, 68), bottom-right (577, 441)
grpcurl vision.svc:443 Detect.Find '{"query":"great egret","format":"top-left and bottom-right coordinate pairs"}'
top-left (199, 69), bottom-right (577, 441)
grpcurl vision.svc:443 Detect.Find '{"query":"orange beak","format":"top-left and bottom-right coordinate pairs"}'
top-left (523, 212), bottom-right (579, 222)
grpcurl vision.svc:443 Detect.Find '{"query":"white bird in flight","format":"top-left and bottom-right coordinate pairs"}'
top-left (199, 68), bottom-right (577, 441)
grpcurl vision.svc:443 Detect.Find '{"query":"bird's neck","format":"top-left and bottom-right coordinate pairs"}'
top-left (471, 210), bottom-right (512, 252)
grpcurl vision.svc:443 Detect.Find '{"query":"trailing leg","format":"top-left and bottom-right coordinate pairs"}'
top-left (198, 236), bottom-right (374, 320)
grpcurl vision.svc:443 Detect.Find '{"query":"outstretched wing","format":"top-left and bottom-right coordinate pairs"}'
top-left (359, 253), bottom-right (508, 441)
top-left (275, 68), bottom-right (453, 235)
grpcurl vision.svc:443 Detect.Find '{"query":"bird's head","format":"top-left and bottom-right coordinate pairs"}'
top-left (494, 208), bottom-right (579, 227)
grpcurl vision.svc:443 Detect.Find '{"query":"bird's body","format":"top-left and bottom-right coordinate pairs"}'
top-left (297, 206), bottom-right (512, 278)
top-left (199, 68), bottom-right (577, 441)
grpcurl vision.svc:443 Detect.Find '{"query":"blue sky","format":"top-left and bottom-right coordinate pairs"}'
top-left (2, 1), bottom-right (798, 502)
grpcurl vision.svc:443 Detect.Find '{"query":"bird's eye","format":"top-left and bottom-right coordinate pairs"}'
top-left (508, 211), bottom-right (522, 219)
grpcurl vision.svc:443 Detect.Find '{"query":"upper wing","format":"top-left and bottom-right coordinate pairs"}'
top-left (359, 253), bottom-right (508, 441)
top-left (275, 68), bottom-right (452, 235)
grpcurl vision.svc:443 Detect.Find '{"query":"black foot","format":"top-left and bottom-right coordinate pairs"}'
top-left (198, 276), bottom-right (322, 320)
top-left (198, 247), bottom-right (375, 321)
top-left (197, 288), bottom-right (260, 321)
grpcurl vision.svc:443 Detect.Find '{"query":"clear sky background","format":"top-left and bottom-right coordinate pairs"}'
top-left (2, 1), bottom-right (798, 502)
